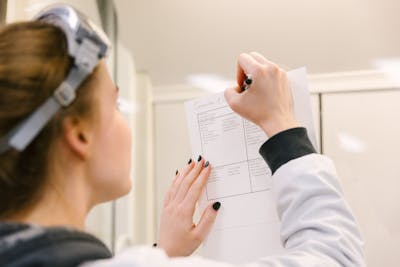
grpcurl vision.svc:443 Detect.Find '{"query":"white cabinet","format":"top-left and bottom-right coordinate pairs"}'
top-left (151, 86), bottom-right (400, 266)
top-left (322, 90), bottom-right (400, 266)
top-left (311, 94), bottom-right (321, 152)
top-left (153, 91), bottom-right (206, 227)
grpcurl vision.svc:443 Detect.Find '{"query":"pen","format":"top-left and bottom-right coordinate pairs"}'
top-left (241, 74), bottom-right (252, 92)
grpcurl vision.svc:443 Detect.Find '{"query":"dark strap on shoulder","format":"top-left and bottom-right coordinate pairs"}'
top-left (0, 223), bottom-right (112, 267)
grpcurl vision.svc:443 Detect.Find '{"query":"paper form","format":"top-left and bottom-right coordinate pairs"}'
top-left (185, 67), bottom-right (317, 263)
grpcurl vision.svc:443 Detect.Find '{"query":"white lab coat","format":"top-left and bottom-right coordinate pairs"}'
top-left (82, 154), bottom-right (365, 267)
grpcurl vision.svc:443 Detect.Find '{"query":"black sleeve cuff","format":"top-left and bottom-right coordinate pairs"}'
top-left (259, 127), bottom-right (316, 174)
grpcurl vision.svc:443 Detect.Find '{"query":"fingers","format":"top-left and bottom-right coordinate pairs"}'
top-left (184, 162), bottom-right (211, 211)
top-left (174, 157), bottom-right (205, 203)
top-left (249, 51), bottom-right (281, 71)
top-left (224, 86), bottom-right (241, 113)
top-left (227, 52), bottom-right (282, 111)
top-left (236, 53), bottom-right (260, 86)
top-left (193, 202), bottom-right (220, 242)
top-left (237, 52), bottom-right (278, 82)
top-left (168, 159), bottom-right (195, 202)
top-left (249, 51), bottom-right (268, 64)
top-left (229, 52), bottom-right (268, 107)
top-left (163, 170), bottom-right (180, 206)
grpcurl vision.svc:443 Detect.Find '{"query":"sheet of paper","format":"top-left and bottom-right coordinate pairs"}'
top-left (185, 67), bottom-right (317, 263)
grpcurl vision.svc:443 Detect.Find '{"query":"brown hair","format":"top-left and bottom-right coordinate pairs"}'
top-left (0, 21), bottom-right (98, 218)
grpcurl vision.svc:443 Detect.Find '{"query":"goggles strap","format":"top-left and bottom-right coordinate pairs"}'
top-left (0, 39), bottom-right (100, 154)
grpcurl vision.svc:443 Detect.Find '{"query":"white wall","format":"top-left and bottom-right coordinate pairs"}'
top-left (114, 0), bottom-right (400, 86)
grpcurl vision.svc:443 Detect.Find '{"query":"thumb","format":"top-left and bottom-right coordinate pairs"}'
top-left (194, 202), bottom-right (221, 241)
top-left (224, 86), bottom-right (241, 111)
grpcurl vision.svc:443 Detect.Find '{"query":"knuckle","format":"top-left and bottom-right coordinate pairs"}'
top-left (199, 171), bottom-right (210, 184)
top-left (190, 183), bottom-right (202, 195)
top-left (177, 203), bottom-right (190, 215)
top-left (238, 52), bottom-right (247, 61)
top-left (194, 162), bottom-right (202, 171)
top-left (264, 65), bottom-right (273, 74)
top-left (280, 68), bottom-right (288, 78)
top-left (253, 64), bottom-right (264, 75)
top-left (267, 64), bottom-right (279, 75)
top-left (192, 232), bottom-right (203, 243)
top-left (174, 205), bottom-right (185, 218)
top-left (180, 179), bottom-right (189, 189)
top-left (249, 51), bottom-right (258, 57)
top-left (199, 170), bottom-right (208, 180)
top-left (164, 205), bottom-right (174, 215)
top-left (250, 51), bottom-right (264, 61)
top-left (168, 202), bottom-right (177, 210)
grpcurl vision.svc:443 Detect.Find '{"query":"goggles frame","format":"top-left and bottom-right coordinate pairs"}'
top-left (0, 4), bottom-right (111, 154)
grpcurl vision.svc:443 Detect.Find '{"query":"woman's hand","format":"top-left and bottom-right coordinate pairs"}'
top-left (157, 157), bottom-right (220, 257)
top-left (224, 52), bottom-right (299, 137)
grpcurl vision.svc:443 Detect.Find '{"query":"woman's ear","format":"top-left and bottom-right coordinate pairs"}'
top-left (62, 116), bottom-right (93, 160)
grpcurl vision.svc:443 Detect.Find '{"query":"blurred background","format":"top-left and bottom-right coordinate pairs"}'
top-left (1, 0), bottom-right (400, 266)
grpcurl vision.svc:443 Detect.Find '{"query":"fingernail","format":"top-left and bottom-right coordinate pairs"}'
top-left (212, 202), bottom-right (221, 211)
top-left (187, 158), bottom-right (192, 164)
top-left (197, 155), bottom-right (202, 162)
top-left (204, 161), bottom-right (209, 168)
top-left (175, 170), bottom-right (179, 175)
top-left (245, 75), bottom-right (252, 85)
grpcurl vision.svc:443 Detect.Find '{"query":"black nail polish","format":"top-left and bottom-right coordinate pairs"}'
top-left (187, 158), bottom-right (192, 164)
top-left (175, 170), bottom-right (179, 175)
top-left (245, 76), bottom-right (252, 85)
top-left (197, 155), bottom-right (202, 162)
top-left (204, 161), bottom-right (209, 168)
top-left (212, 202), bottom-right (221, 211)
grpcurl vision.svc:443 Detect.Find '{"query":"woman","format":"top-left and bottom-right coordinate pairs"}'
top-left (0, 5), bottom-right (365, 267)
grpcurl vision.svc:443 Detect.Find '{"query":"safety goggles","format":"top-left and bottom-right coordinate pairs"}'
top-left (0, 4), bottom-right (111, 154)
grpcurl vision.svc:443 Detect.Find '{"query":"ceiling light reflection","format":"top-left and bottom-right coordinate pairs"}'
top-left (374, 57), bottom-right (400, 84)
top-left (118, 97), bottom-right (137, 115)
top-left (186, 74), bottom-right (235, 93)
top-left (338, 132), bottom-right (366, 154)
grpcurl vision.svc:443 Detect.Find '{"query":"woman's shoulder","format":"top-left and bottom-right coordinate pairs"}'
top-left (0, 222), bottom-right (112, 267)
top-left (80, 246), bottom-right (236, 267)
top-left (81, 246), bottom-right (166, 267)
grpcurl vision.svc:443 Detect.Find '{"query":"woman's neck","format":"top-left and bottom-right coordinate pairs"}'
top-left (6, 176), bottom-right (92, 230)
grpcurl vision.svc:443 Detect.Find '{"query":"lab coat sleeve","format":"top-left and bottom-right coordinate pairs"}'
top-left (81, 129), bottom-right (365, 267)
